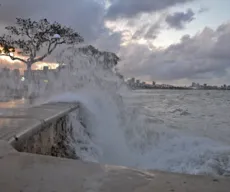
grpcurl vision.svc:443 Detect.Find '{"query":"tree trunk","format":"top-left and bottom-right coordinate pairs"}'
top-left (26, 63), bottom-right (32, 81)
top-left (25, 62), bottom-right (33, 100)
top-left (27, 62), bottom-right (32, 71)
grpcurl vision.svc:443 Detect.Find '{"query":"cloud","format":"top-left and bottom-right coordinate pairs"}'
top-left (119, 22), bottom-right (230, 84)
top-left (198, 7), bottom-right (209, 14)
top-left (0, 0), bottom-right (122, 68)
top-left (1, 0), bottom-right (229, 86)
top-left (106, 0), bottom-right (194, 20)
top-left (132, 20), bottom-right (162, 40)
top-left (165, 9), bottom-right (195, 30)
top-left (94, 31), bottom-right (122, 53)
top-left (105, 12), bottom-right (169, 46)
top-left (0, 0), bottom-right (105, 41)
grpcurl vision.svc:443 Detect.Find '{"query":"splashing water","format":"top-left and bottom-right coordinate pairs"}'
top-left (49, 88), bottom-right (230, 177)
top-left (4, 48), bottom-right (230, 177)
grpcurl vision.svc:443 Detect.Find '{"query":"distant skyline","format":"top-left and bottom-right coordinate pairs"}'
top-left (0, 0), bottom-right (230, 85)
top-left (126, 77), bottom-right (230, 87)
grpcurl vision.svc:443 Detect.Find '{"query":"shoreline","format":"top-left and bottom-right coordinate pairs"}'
top-left (131, 87), bottom-right (230, 91)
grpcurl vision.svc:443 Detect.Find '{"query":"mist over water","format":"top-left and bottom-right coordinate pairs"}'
top-left (2, 48), bottom-right (230, 177)
top-left (52, 85), bottom-right (230, 177)
top-left (123, 90), bottom-right (230, 176)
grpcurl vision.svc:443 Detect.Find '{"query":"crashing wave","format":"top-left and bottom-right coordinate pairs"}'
top-left (19, 47), bottom-right (230, 177)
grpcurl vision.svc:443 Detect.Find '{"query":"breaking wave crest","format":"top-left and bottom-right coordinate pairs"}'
top-left (31, 48), bottom-right (230, 177)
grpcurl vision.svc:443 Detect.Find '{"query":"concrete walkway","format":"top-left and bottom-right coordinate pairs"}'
top-left (0, 102), bottom-right (230, 192)
top-left (0, 141), bottom-right (230, 192)
top-left (0, 102), bottom-right (78, 143)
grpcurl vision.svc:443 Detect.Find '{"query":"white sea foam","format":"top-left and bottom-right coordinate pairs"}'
top-left (49, 89), bottom-right (230, 177)
top-left (9, 48), bottom-right (230, 176)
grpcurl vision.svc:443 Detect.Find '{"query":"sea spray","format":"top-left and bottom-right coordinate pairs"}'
top-left (28, 48), bottom-right (230, 177)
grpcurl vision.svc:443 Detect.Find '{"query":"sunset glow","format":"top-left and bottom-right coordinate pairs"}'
top-left (0, 56), bottom-right (58, 72)
top-left (0, 46), bottom-right (59, 71)
top-left (35, 62), bottom-right (59, 70)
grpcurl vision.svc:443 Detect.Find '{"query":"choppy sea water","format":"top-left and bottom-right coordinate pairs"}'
top-left (53, 88), bottom-right (230, 177)
top-left (122, 90), bottom-right (230, 176)
top-left (2, 47), bottom-right (230, 177)
top-left (126, 90), bottom-right (230, 145)
top-left (3, 48), bottom-right (229, 177)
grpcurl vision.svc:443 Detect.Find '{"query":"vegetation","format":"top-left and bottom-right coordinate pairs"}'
top-left (0, 18), bottom-right (84, 71)
top-left (0, 17), bottom-right (121, 80)
top-left (78, 45), bottom-right (120, 69)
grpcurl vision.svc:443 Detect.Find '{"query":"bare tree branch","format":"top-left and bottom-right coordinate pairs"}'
top-left (0, 53), bottom-right (27, 63)
top-left (33, 40), bottom-right (65, 63)
top-left (25, 27), bottom-right (37, 58)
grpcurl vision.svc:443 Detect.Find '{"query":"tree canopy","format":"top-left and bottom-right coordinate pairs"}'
top-left (0, 18), bottom-right (84, 70)
top-left (78, 45), bottom-right (120, 69)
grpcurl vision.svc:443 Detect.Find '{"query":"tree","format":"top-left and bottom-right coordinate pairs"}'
top-left (0, 18), bottom-right (84, 71)
top-left (78, 45), bottom-right (120, 69)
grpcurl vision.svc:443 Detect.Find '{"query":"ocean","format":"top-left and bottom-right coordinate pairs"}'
top-left (50, 88), bottom-right (230, 177)
top-left (2, 51), bottom-right (230, 177)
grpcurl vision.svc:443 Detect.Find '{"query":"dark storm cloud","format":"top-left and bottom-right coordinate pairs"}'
top-left (0, 0), bottom-right (124, 66)
top-left (0, 0), bottom-right (105, 41)
top-left (165, 9), bottom-right (195, 30)
top-left (132, 22), bottom-right (161, 40)
top-left (131, 13), bottom-right (167, 41)
top-left (0, 1), bottom-right (42, 24)
top-left (106, 0), bottom-right (194, 20)
top-left (119, 23), bottom-right (230, 82)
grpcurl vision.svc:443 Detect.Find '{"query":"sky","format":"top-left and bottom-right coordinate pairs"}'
top-left (0, 0), bottom-right (230, 85)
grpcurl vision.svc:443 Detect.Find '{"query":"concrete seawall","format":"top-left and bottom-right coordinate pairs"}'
top-left (0, 102), bottom-right (79, 159)
top-left (0, 102), bottom-right (230, 192)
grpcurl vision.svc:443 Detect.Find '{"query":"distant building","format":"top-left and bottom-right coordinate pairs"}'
top-left (131, 78), bottom-right (135, 84)
top-left (24, 66), bottom-right (58, 82)
top-left (192, 82), bottom-right (196, 87)
top-left (43, 66), bottom-right (49, 73)
top-left (152, 81), bottom-right (156, 86)
top-left (127, 78), bottom-right (135, 87)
